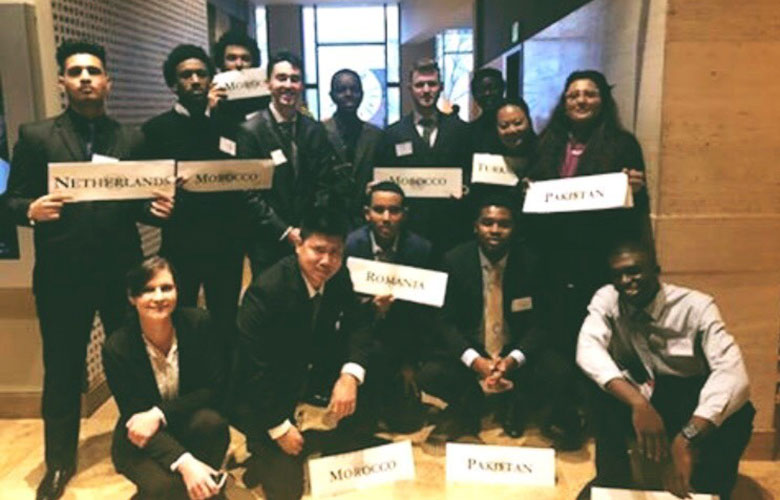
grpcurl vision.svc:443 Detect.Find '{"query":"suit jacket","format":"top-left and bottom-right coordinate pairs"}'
top-left (345, 225), bottom-right (436, 361)
top-left (2, 110), bottom-right (153, 292)
top-left (102, 307), bottom-right (227, 469)
top-left (438, 239), bottom-right (550, 361)
top-left (236, 255), bottom-right (371, 434)
top-left (236, 109), bottom-right (340, 268)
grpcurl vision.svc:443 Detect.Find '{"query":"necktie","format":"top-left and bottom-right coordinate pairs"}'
top-left (419, 117), bottom-right (434, 147)
top-left (375, 247), bottom-right (395, 263)
top-left (85, 122), bottom-right (96, 159)
top-left (484, 265), bottom-right (504, 358)
top-left (278, 121), bottom-right (299, 177)
top-left (311, 293), bottom-right (323, 331)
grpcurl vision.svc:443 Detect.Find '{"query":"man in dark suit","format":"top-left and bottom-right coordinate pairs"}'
top-left (236, 51), bottom-right (341, 277)
top-left (468, 68), bottom-right (505, 152)
top-left (376, 58), bottom-right (471, 256)
top-left (236, 208), bottom-right (376, 500)
top-left (345, 181), bottom-right (435, 431)
top-left (322, 69), bottom-right (382, 227)
top-left (1, 40), bottom-right (173, 500)
top-left (417, 194), bottom-right (583, 449)
top-left (142, 44), bottom-right (244, 337)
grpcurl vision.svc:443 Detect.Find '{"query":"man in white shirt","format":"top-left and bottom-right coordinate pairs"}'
top-left (576, 242), bottom-right (754, 500)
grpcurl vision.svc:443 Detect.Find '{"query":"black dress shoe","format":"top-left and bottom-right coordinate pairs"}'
top-left (242, 456), bottom-right (262, 489)
top-left (36, 466), bottom-right (75, 500)
top-left (501, 402), bottom-right (526, 438)
top-left (543, 422), bottom-right (585, 451)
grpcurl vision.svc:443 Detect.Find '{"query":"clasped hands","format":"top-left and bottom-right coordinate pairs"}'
top-left (472, 355), bottom-right (516, 392)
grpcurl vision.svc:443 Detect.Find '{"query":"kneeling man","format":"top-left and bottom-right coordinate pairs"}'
top-left (576, 242), bottom-right (754, 500)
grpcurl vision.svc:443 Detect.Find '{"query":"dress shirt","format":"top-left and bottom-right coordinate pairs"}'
top-left (267, 272), bottom-right (366, 440)
top-left (369, 230), bottom-right (399, 262)
top-left (413, 111), bottom-right (439, 148)
top-left (577, 282), bottom-right (750, 426)
top-left (460, 250), bottom-right (526, 368)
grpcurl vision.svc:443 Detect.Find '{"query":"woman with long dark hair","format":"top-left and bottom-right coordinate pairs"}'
top-left (102, 257), bottom-right (229, 500)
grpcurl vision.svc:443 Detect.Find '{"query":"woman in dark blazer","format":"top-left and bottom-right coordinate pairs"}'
top-left (102, 257), bottom-right (229, 500)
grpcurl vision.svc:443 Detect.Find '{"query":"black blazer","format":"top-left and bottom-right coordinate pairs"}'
top-left (345, 225), bottom-right (433, 269)
top-left (2, 110), bottom-right (154, 292)
top-left (236, 255), bottom-right (371, 434)
top-left (437, 240), bottom-right (550, 361)
top-left (102, 307), bottom-right (227, 469)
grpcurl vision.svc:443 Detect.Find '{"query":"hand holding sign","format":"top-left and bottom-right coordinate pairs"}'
top-left (149, 189), bottom-right (175, 220)
top-left (27, 193), bottom-right (73, 223)
top-left (623, 168), bottom-right (645, 193)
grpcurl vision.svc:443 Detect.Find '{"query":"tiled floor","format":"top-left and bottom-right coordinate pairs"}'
top-left (0, 399), bottom-right (777, 499)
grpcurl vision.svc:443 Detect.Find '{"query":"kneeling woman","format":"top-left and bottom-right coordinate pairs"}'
top-left (103, 257), bottom-right (229, 500)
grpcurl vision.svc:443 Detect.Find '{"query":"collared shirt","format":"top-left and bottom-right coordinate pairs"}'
top-left (576, 282), bottom-right (750, 426)
top-left (173, 101), bottom-right (210, 118)
top-left (369, 230), bottom-right (399, 262)
top-left (460, 250), bottom-right (526, 368)
top-left (142, 333), bottom-right (180, 401)
top-left (269, 101), bottom-right (297, 124)
top-left (413, 110), bottom-right (439, 148)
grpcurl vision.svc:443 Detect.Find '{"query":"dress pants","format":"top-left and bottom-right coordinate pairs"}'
top-left (112, 408), bottom-right (229, 500)
top-left (35, 276), bottom-right (128, 469)
top-left (591, 376), bottom-right (755, 500)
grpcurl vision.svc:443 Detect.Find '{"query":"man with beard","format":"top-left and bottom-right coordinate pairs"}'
top-left (142, 44), bottom-right (245, 337)
top-left (322, 69), bottom-right (382, 226)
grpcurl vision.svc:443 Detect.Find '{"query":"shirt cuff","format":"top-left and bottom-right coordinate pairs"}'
top-left (508, 349), bottom-right (527, 368)
top-left (341, 363), bottom-right (365, 385)
top-left (150, 406), bottom-right (167, 427)
top-left (461, 348), bottom-right (480, 368)
top-left (170, 452), bottom-right (194, 472)
top-left (279, 226), bottom-right (293, 242)
top-left (268, 419), bottom-right (294, 440)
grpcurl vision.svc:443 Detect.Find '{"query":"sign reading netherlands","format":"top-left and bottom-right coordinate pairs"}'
top-left (178, 160), bottom-right (274, 192)
top-left (308, 440), bottom-right (415, 497)
top-left (445, 443), bottom-right (555, 486)
top-left (471, 153), bottom-right (520, 186)
top-left (212, 67), bottom-right (270, 100)
top-left (591, 487), bottom-right (717, 500)
top-left (373, 167), bottom-right (463, 198)
top-left (48, 160), bottom-right (175, 202)
top-left (346, 257), bottom-right (448, 308)
top-left (523, 171), bottom-right (633, 213)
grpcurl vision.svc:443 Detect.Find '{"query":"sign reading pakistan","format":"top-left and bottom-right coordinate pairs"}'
top-left (523, 172), bottom-right (633, 213)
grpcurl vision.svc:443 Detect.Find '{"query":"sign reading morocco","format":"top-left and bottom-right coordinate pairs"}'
top-left (212, 67), bottom-right (270, 100)
top-left (523, 172), bottom-right (633, 213)
top-left (446, 443), bottom-right (555, 486)
top-left (308, 440), bottom-right (415, 497)
top-left (178, 160), bottom-right (274, 192)
top-left (48, 160), bottom-right (175, 202)
top-left (346, 257), bottom-right (448, 308)
top-left (373, 167), bottom-right (463, 198)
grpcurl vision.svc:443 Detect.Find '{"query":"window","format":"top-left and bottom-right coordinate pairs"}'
top-left (302, 4), bottom-right (400, 127)
top-left (254, 6), bottom-right (269, 68)
top-left (436, 28), bottom-right (473, 121)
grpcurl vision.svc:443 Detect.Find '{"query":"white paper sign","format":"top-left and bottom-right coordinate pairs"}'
top-left (178, 160), bottom-right (274, 192)
top-left (212, 67), bottom-right (270, 100)
top-left (308, 440), bottom-right (415, 497)
top-left (471, 153), bottom-right (520, 186)
top-left (346, 257), bottom-right (448, 308)
top-left (373, 167), bottom-right (462, 198)
top-left (48, 160), bottom-right (175, 202)
top-left (445, 443), bottom-right (555, 486)
top-left (592, 487), bottom-right (717, 500)
top-left (523, 172), bottom-right (633, 213)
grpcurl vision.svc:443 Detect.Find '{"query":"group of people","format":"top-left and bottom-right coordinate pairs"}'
top-left (0, 31), bottom-right (755, 500)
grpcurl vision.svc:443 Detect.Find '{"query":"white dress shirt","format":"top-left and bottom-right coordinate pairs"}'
top-left (413, 111), bottom-right (439, 148)
top-left (576, 282), bottom-right (750, 426)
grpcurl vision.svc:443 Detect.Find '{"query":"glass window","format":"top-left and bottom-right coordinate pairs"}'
top-left (302, 6), bottom-right (317, 85)
top-left (254, 6), bottom-right (269, 67)
top-left (305, 88), bottom-right (319, 120)
top-left (436, 28), bottom-right (474, 121)
top-left (315, 6), bottom-right (386, 44)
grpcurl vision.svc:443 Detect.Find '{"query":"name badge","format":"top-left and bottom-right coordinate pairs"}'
top-left (523, 172), bottom-right (633, 213)
top-left (48, 160), bottom-right (175, 202)
top-left (346, 257), bottom-right (448, 307)
top-left (270, 149), bottom-right (287, 165)
top-left (471, 153), bottom-right (520, 186)
top-left (177, 160), bottom-right (274, 192)
top-left (666, 337), bottom-right (694, 357)
top-left (592, 487), bottom-right (716, 500)
top-left (308, 441), bottom-right (415, 497)
top-left (511, 297), bottom-right (533, 312)
top-left (212, 67), bottom-right (270, 100)
top-left (91, 153), bottom-right (119, 163)
top-left (219, 136), bottom-right (237, 156)
top-left (446, 443), bottom-right (555, 486)
top-left (373, 167), bottom-right (462, 199)
top-left (395, 141), bottom-right (413, 157)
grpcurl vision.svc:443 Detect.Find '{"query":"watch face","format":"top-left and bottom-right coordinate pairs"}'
top-left (682, 422), bottom-right (699, 441)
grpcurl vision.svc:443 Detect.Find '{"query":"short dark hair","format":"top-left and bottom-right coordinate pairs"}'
top-left (163, 44), bottom-right (214, 87)
top-left (268, 51), bottom-right (303, 78)
top-left (126, 256), bottom-right (177, 298)
top-left (300, 207), bottom-right (349, 242)
top-left (366, 181), bottom-right (406, 206)
top-left (213, 30), bottom-right (261, 69)
top-left (608, 240), bottom-right (659, 269)
top-left (470, 67), bottom-right (505, 95)
top-left (409, 57), bottom-right (440, 81)
top-left (496, 97), bottom-right (533, 125)
top-left (475, 192), bottom-right (516, 221)
top-left (56, 40), bottom-right (107, 75)
top-left (330, 68), bottom-right (362, 91)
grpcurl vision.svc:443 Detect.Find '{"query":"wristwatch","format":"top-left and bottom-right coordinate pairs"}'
top-left (680, 421), bottom-right (701, 444)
